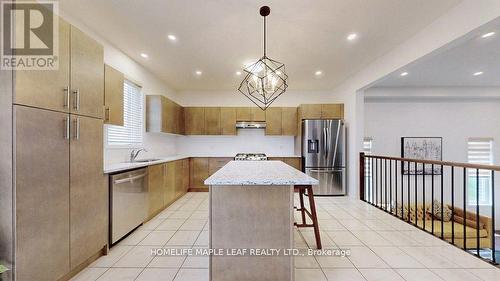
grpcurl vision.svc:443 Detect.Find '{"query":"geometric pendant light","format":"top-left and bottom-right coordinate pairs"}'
top-left (238, 6), bottom-right (288, 111)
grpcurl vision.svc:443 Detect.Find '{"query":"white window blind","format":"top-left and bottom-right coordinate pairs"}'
top-left (467, 138), bottom-right (493, 205)
top-left (106, 80), bottom-right (143, 146)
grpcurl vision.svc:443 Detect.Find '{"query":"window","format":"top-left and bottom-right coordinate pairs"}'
top-left (467, 138), bottom-right (493, 205)
top-left (106, 80), bottom-right (143, 147)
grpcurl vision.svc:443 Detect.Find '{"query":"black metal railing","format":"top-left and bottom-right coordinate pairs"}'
top-left (359, 152), bottom-right (498, 264)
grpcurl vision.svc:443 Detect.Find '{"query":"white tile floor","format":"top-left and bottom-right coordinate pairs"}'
top-left (72, 192), bottom-right (500, 281)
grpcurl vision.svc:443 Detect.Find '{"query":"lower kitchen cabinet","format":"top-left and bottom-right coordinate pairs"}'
top-left (269, 157), bottom-right (302, 171)
top-left (164, 162), bottom-right (176, 206)
top-left (190, 158), bottom-right (209, 190)
top-left (148, 164), bottom-right (165, 217)
top-left (15, 106), bottom-right (70, 281)
top-left (69, 115), bottom-right (107, 269)
top-left (208, 157), bottom-right (232, 175)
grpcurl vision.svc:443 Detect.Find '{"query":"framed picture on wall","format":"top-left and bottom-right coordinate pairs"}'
top-left (401, 137), bottom-right (442, 175)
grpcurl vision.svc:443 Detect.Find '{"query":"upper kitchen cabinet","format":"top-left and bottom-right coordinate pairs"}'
top-left (146, 95), bottom-right (184, 135)
top-left (321, 104), bottom-right (344, 119)
top-left (104, 65), bottom-right (124, 126)
top-left (265, 107), bottom-right (282, 135)
top-left (205, 107), bottom-right (221, 135)
top-left (282, 107), bottom-right (298, 135)
top-left (299, 104), bottom-right (344, 120)
top-left (184, 107), bottom-right (205, 135)
top-left (220, 107), bottom-right (237, 135)
top-left (236, 107), bottom-right (265, 121)
top-left (236, 107), bottom-right (251, 121)
top-left (70, 26), bottom-right (104, 119)
top-left (298, 104), bottom-right (322, 119)
top-left (265, 107), bottom-right (297, 136)
top-left (251, 107), bottom-right (266, 121)
top-left (14, 16), bottom-right (70, 113)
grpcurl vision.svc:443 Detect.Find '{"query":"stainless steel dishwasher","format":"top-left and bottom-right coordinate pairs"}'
top-left (110, 168), bottom-right (148, 244)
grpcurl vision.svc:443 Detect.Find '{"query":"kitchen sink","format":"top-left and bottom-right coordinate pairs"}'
top-left (125, 158), bottom-right (162, 163)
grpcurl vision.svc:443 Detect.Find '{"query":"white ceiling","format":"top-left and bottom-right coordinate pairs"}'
top-left (60, 0), bottom-right (460, 91)
top-left (373, 18), bottom-right (500, 87)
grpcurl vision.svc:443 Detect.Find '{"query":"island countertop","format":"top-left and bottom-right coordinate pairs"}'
top-left (204, 160), bottom-right (319, 186)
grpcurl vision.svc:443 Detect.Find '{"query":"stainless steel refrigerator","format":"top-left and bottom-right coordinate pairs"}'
top-left (302, 119), bottom-right (346, 195)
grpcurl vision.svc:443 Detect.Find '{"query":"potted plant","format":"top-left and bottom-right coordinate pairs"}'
top-left (0, 264), bottom-right (8, 281)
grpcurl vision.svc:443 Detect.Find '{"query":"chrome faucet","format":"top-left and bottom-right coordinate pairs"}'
top-left (130, 148), bottom-right (147, 162)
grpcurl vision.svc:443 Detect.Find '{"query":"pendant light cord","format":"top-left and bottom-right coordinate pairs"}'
top-left (263, 16), bottom-right (266, 57)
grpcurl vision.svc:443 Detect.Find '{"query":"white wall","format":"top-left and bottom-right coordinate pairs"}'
top-left (329, 1), bottom-right (500, 198)
top-left (364, 87), bottom-right (500, 227)
top-left (58, 11), bottom-right (180, 165)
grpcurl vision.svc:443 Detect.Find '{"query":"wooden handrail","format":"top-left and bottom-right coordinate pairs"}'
top-left (363, 154), bottom-right (500, 172)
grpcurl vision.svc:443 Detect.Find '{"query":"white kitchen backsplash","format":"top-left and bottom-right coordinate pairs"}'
top-left (176, 129), bottom-right (296, 157)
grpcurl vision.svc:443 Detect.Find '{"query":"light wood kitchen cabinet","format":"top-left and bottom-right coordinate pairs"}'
top-left (177, 106), bottom-right (185, 135)
top-left (268, 157), bottom-right (302, 171)
top-left (321, 104), bottom-right (344, 119)
top-left (15, 106), bottom-right (70, 281)
top-left (220, 107), bottom-right (237, 135)
top-left (164, 162), bottom-right (176, 206)
top-left (174, 160), bottom-right (184, 198)
top-left (298, 104), bottom-right (344, 120)
top-left (184, 107), bottom-right (205, 135)
top-left (148, 164), bottom-right (165, 217)
top-left (190, 158), bottom-right (209, 189)
top-left (282, 107), bottom-right (298, 135)
top-left (209, 158), bottom-right (232, 175)
top-left (146, 95), bottom-right (184, 135)
top-left (265, 107), bottom-right (282, 135)
top-left (70, 25), bottom-right (104, 119)
top-left (252, 107), bottom-right (266, 121)
top-left (69, 115), bottom-right (107, 269)
top-left (182, 159), bottom-right (190, 192)
top-left (14, 17), bottom-right (70, 113)
top-left (205, 107), bottom-right (221, 135)
top-left (299, 104), bottom-right (322, 119)
top-left (236, 107), bottom-right (252, 121)
top-left (104, 64), bottom-right (124, 126)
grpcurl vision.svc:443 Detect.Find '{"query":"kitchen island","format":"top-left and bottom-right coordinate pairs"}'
top-left (204, 161), bottom-right (318, 281)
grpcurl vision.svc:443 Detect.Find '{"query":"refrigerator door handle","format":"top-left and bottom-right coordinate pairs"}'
top-left (323, 128), bottom-right (327, 157)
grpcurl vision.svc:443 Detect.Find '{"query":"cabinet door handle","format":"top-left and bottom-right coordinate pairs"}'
top-left (72, 89), bottom-right (80, 110)
top-left (105, 107), bottom-right (110, 121)
top-left (64, 116), bottom-right (70, 140)
top-left (63, 86), bottom-right (70, 109)
top-left (73, 118), bottom-right (80, 140)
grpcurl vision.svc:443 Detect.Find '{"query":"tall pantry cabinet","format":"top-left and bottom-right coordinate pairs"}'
top-left (7, 17), bottom-right (107, 281)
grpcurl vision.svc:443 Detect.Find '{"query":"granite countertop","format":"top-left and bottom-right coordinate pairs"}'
top-left (204, 160), bottom-right (319, 186)
top-left (104, 155), bottom-right (189, 174)
top-left (104, 155), bottom-right (302, 174)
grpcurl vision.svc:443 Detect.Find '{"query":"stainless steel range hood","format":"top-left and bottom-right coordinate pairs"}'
top-left (235, 121), bottom-right (266, 129)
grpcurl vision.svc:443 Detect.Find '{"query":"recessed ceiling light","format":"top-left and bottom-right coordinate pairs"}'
top-left (481, 32), bottom-right (495, 38)
top-left (315, 70), bottom-right (323, 76)
top-left (167, 34), bottom-right (177, 41)
top-left (347, 33), bottom-right (358, 41)
top-left (140, 53), bottom-right (148, 58)
top-left (400, 72), bottom-right (408, 77)
top-left (236, 71), bottom-right (242, 76)
top-left (473, 71), bottom-right (483, 76)
top-left (195, 70), bottom-right (202, 76)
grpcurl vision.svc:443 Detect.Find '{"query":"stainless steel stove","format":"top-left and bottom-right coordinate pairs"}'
top-left (234, 153), bottom-right (267, 161)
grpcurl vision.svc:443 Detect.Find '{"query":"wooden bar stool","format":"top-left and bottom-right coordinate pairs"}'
top-left (294, 185), bottom-right (322, 249)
